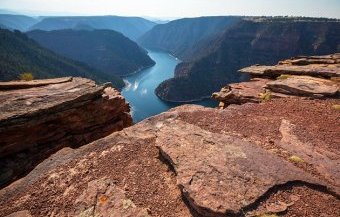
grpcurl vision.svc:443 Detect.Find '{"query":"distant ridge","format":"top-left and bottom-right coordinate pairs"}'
top-left (138, 16), bottom-right (242, 60)
top-left (27, 29), bottom-right (156, 77)
top-left (0, 14), bottom-right (38, 31)
top-left (0, 29), bottom-right (125, 88)
top-left (29, 16), bottom-right (157, 40)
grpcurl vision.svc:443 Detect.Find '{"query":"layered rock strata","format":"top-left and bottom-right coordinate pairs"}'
top-left (0, 77), bottom-right (132, 187)
top-left (213, 54), bottom-right (340, 108)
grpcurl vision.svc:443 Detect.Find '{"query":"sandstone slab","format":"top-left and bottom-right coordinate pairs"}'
top-left (239, 64), bottom-right (340, 78)
top-left (73, 178), bottom-right (149, 217)
top-left (0, 77), bottom-right (132, 187)
top-left (0, 77), bottom-right (72, 90)
top-left (239, 54), bottom-right (340, 78)
top-left (212, 78), bottom-right (271, 107)
top-left (279, 54), bottom-right (340, 66)
top-left (155, 119), bottom-right (320, 216)
top-left (265, 75), bottom-right (339, 97)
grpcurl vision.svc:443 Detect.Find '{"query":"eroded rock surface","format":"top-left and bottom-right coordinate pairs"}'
top-left (213, 54), bottom-right (340, 107)
top-left (239, 54), bottom-right (340, 78)
top-left (1, 98), bottom-right (339, 217)
top-left (266, 75), bottom-right (339, 97)
top-left (0, 77), bottom-right (132, 187)
top-left (0, 77), bottom-right (73, 90)
top-left (73, 178), bottom-right (149, 217)
top-left (212, 78), bottom-right (271, 107)
top-left (155, 119), bottom-right (319, 216)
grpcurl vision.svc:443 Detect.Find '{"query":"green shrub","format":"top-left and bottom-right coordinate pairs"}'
top-left (19, 72), bottom-right (34, 81)
top-left (259, 90), bottom-right (272, 102)
top-left (277, 74), bottom-right (291, 80)
top-left (289, 155), bottom-right (304, 163)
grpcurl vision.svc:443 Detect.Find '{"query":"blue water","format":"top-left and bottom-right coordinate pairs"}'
top-left (121, 50), bottom-right (217, 122)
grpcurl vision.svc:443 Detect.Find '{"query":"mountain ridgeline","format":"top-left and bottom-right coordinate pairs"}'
top-left (27, 29), bottom-right (155, 77)
top-left (28, 16), bottom-right (156, 40)
top-left (0, 28), bottom-right (125, 88)
top-left (0, 14), bottom-right (39, 31)
top-left (138, 16), bottom-right (241, 60)
top-left (155, 17), bottom-right (340, 102)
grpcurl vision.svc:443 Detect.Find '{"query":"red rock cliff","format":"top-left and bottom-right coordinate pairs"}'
top-left (0, 77), bottom-right (132, 187)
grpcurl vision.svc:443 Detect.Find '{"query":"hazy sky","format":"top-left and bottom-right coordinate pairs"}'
top-left (1, 0), bottom-right (340, 18)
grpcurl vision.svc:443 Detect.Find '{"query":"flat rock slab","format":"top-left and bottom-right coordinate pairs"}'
top-left (155, 119), bottom-right (319, 216)
top-left (239, 64), bottom-right (340, 78)
top-left (0, 77), bottom-right (73, 90)
top-left (279, 54), bottom-right (340, 65)
top-left (0, 77), bottom-right (132, 188)
top-left (239, 53), bottom-right (340, 78)
top-left (74, 178), bottom-right (149, 217)
top-left (0, 77), bottom-right (100, 122)
top-left (212, 78), bottom-right (272, 107)
top-left (266, 75), bottom-right (339, 97)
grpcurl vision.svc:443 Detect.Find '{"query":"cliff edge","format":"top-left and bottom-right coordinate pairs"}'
top-left (0, 77), bottom-right (132, 188)
top-left (213, 54), bottom-right (339, 108)
top-left (1, 93), bottom-right (339, 216)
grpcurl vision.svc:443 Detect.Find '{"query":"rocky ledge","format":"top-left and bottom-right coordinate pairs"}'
top-left (0, 77), bottom-right (132, 188)
top-left (213, 54), bottom-right (340, 108)
top-left (0, 97), bottom-right (339, 217)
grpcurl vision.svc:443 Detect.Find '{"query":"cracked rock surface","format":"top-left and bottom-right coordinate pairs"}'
top-left (1, 97), bottom-right (339, 217)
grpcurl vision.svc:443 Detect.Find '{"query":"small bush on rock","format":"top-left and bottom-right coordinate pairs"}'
top-left (289, 155), bottom-right (304, 163)
top-left (19, 73), bottom-right (34, 81)
top-left (259, 91), bottom-right (272, 102)
top-left (277, 74), bottom-right (291, 80)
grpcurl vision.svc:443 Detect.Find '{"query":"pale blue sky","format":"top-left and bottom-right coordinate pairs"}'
top-left (1, 0), bottom-right (339, 18)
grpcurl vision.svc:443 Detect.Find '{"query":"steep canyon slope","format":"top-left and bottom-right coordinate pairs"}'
top-left (155, 18), bottom-right (340, 102)
top-left (27, 29), bottom-right (155, 77)
top-left (0, 29), bottom-right (125, 88)
top-left (138, 16), bottom-right (241, 60)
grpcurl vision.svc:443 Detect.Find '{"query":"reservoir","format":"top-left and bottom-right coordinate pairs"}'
top-left (122, 50), bottom-right (217, 122)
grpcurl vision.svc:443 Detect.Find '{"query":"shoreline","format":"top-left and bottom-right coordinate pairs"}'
top-left (120, 62), bottom-right (156, 78)
top-left (155, 91), bottom-right (213, 104)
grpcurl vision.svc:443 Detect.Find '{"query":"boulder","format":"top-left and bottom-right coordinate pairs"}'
top-left (0, 77), bottom-right (132, 187)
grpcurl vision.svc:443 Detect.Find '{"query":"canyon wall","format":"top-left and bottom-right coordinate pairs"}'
top-left (155, 18), bottom-right (340, 102)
